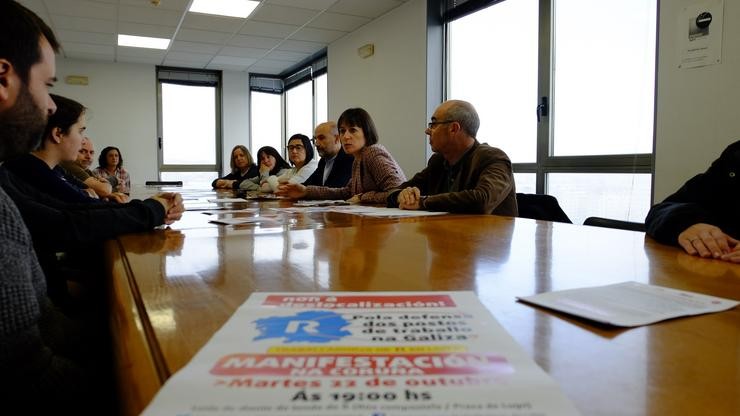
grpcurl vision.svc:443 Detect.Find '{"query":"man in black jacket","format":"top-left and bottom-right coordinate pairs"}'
top-left (645, 140), bottom-right (739, 263)
top-left (303, 121), bottom-right (353, 188)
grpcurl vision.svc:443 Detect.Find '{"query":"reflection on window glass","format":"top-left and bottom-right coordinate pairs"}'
top-left (315, 74), bottom-right (328, 124)
top-left (547, 173), bottom-right (651, 225)
top-left (250, 91), bottom-right (282, 156)
top-left (161, 83), bottom-right (216, 165)
top-left (449, 0), bottom-right (538, 163)
top-left (553, 0), bottom-right (656, 156)
top-left (513, 173), bottom-right (536, 194)
top-left (286, 81), bottom-right (313, 139)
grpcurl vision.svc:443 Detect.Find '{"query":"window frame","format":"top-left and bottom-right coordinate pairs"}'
top-left (440, 0), bottom-right (656, 197)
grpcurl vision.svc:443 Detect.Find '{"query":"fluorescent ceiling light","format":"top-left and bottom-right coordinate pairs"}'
top-left (118, 34), bottom-right (170, 50)
top-left (189, 0), bottom-right (259, 19)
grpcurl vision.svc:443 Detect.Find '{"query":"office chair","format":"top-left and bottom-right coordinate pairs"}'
top-left (583, 217), bottom-right (646, 232)
top-left (515, 193), bottom-right (572, 223)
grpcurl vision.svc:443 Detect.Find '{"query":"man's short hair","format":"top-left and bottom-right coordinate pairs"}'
top-left (446, 100), bottom-right (480, 138)
top-left (0, 1), bottom-right (60, 83)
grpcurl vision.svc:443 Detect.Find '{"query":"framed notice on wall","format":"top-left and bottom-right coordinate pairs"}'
top-left (678, 0), bottom-right (724, 69)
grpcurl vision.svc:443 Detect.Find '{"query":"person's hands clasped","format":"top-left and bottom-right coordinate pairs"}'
top-left (397, 187), bottom-right (421, 210)
top-left (678, 223), bottom-right (740, 261)
top-left (107, 192), bottom-right (129, 203)
top-left (275, 183), bottom-right (308, 199)
top-left (215, 179), bottom-right (235, 188)
top-left (258, 163), bottom-right (270, 176)
top-left (151, 192), bottom-right (185, 225)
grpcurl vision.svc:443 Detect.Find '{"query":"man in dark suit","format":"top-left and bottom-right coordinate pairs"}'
top-left (303, 121), bottom-right (353, 188)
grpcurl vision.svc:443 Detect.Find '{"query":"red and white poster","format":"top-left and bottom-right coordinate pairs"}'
top-left (143, 292), bottom-right (580, 415)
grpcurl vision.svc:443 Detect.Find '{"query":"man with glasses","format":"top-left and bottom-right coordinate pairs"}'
top-left (388, 100), bottom-right (518, 215)
top-left (303, 121), bottom-right (353, 187)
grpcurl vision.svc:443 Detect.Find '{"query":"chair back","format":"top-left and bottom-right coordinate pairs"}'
top-left (583, 217), bottom-right (646, 232)
top-left (516, 193), bottom-right (572, 223)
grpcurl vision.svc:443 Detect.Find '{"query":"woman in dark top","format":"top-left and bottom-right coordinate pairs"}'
top-left (4, 94), bottom-right (99, 204)
top-left (645, 140), bottom-right (740, 263)
top-left (212, 145), bottom-right (259, 189)
top-left (239, 146), bottom-right (291, 192)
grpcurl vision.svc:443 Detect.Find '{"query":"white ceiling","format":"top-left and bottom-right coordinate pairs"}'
top-left (19, 0), bottom-right (409, 75)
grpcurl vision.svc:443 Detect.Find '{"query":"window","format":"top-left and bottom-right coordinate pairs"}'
top-left (157, 68), bottom-right (221, 187)
top-left (250, 91), bottom-right (282, 156)
top-left (249, 54), bottom-right (328, 161)
top-left (286, 81), bottom-right (313, 138)
top-left (446, 0), bottom-right (656, 224)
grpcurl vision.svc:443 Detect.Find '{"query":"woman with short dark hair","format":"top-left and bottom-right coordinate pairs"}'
top-left (239, 146), bottom-right (291, 192)
top-left (277, 108), bottom-right (406, 203)
top-left (276, 133), bottom-right (318, 185)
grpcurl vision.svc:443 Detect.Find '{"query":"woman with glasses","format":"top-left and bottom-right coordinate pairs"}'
top-left (212, 145), bottom-right (260, 189)
top-left (276, 134), bottom-right (318, 185)
top-left (277, 108), bottom-right (406, 203)
top-left (239, 146), bottom-right (291, 192)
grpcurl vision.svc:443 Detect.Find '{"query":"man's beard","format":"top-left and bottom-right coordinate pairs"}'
top-left (0, 85), bottom-right (47, 162)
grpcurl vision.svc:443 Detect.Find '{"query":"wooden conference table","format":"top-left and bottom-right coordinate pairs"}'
top-left (106, 190), bottom-right (740, 416)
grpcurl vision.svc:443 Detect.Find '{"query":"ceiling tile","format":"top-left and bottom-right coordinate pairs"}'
top-left (210, 56), bottom-right (258, 66)
top-left (289, 27), bottom-right (346, 43)
top-left (328, 0), bottom-right (404, 19)
top-left (276, 39), bottom-right (326, 54)
top-left (118, 4), bottom-right (182, 26)
top-left (265, 50), bottom-right (310, 62)
top-left (239, 21), bottom-right (299, 38)
top-left (245, 66), bottom-right (281, 75)
top-left (220, 46), bottom-right (270, 59)
top-left (63, 51), bottom-right (115, 61)
top-left (57, 29), bottom-right (115, 46)
top-left (62, 41), bottom-right (114, 55)
top-left (206, 62), bottom-right (249, 71)
top-left (118, 0), bottom-right (190, 12)
top-left (250, 4), bottom-right (319, 26)
top-left (176, 28), bottom-right (232, 45)
top-left (51, 15), bottom-right (116, 34)
top-left (117, 47), bottom-right (166, 61)
top-left (164, 51), bottom-right (214, 66)
top-left (169, 41), bottom-right (223, 55)
top-left (182, 13), bottom-right (245, 34)
top-left (252, 58), bottom-right (293, 69)
top-left (227, 35), bottom-right (282, 49)
top-left (164, 59), bottom-right (206, 69)
top-left (115, 54), bottom-right (163, 64)
top-left (118, 21), bottom-right (176, 38)
top-left (45, 0), bottom-right (117, 20)
top-left (307, 11), bottom-right (371, 32)
top-left (265, 0), bottom-right (336, 11)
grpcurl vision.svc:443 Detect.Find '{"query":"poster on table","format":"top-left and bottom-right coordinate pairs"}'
top-left (142, 292), bottom-right (580, 415)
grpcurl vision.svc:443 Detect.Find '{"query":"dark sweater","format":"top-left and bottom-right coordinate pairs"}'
top-left (302, 148), bottom-right (354, 188)
top-left (645, 140), bottom-right (740, 244)
top-left (211, 164), bottom-right (260, 189)
top-left (4, 154), bottom-right (99, 204)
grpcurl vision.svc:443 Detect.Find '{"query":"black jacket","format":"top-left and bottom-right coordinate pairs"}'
top-left (645, 140), bottom-right (740, 244)
top-left (302, 148), bottom-right (353, 188)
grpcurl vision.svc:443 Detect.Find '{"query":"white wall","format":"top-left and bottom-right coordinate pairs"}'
top-left (221, 71), bottom-right (251, 174)
top-left (654, 0), bottom-right (740, 201)
top-left (54, 59), bottom-right (158, 184)
top-left (53, 59), bottom-right (251, 183)
top-left (327, 0), bottom-right (428, 178)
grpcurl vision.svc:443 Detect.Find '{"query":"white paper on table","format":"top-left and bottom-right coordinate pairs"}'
top-left (293, 200), bottom-right (350, 207)
top-left (142, 291), bottom-right (580, 416)
top-left (328, 206), bottom-right (449, 217)
top-left (517, 281), bottom-right (739, 327)
top-left (208, 198), bottom-right (248, 203)
top-left (202, 208), bottom-right (260, 215)
top-left (209, 217), bottom-right (281, 225)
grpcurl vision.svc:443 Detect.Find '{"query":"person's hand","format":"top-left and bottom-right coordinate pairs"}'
top-left (107, 192), bottom-right (129, 203)
top-left (346, 194), bottom-right (361, 204)
top-left (397, 187), bottom-right (421, 210)
top-left (276, 183), bottom-right (308, 199)
top-left (259, 163), bottom-right (270, 176)
top-left (720, 246), bottom-right (740, 263)
top-left (678, 223), bottom-right (739, 259)
top-left (215, 179), bottom-right (234, 188)
top-left (151, 192), bottom-right (185, 225)
top-left (85, 188), bottom-right (99, 199)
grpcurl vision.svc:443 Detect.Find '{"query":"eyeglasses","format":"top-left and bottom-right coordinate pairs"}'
top-left (427, 120), bottom-right (456, 129)
top-left (286, 144), bottom-right (305, 152)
